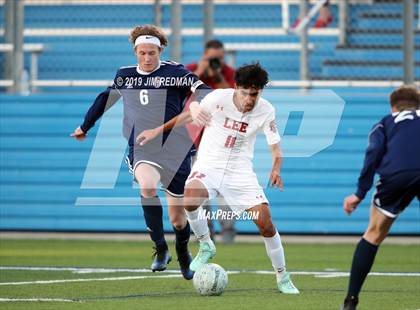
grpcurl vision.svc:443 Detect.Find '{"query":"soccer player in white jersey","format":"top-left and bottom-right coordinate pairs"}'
top-left (185, 63), bottom-right (299, 294)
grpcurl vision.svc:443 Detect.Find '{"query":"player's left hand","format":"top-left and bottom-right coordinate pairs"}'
top-left (269, 170), bottom-right (283, 191)
top-left (190, 101), bottom-right (211, 126)
top-left (136, 128), bottom-right (160, 146)
top-left (343, 194), bottom-right (362, 215)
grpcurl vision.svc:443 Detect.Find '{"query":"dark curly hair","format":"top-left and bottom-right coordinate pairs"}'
top-left (390, 85), bottom-right (420, 111)
top-left (234, 63), bottom-right (269, 89)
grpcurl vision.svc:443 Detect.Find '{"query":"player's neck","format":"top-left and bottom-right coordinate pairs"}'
top-left (137, 62), bottom-right (161, 75)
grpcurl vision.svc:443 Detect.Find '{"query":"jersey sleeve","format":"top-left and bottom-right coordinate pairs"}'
top-left (175, 63), bottom-right (211, 102)
top-left (262, 106), bottom-right (281, 145)
top-left (355, 122), bottom-right (386, 199)
top-left (198, 89), bottom-right (221, 114)
top-left (80, 70), bottom-right (122, 133)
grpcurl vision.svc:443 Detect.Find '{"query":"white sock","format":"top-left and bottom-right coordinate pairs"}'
top-left (185, 206), bottom-right (212, 244)
top-left (263, 231), bottom-right (286, 280)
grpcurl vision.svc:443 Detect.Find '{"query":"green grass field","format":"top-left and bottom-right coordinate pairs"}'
top-left (0, 238), bottom-right (419, 310)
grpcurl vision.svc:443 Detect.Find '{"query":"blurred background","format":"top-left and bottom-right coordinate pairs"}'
top-left (0, 0), bottom-right (419, 236)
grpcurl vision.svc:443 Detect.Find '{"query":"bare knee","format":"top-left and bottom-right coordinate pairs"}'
top-left (138, 177), bottom-right (158, 197)
top-left (135, 164), bottom-right (159, 198)
top-left (256, 219), bottom-right (276, 237)
top-left (140, 187), bottom-right (157, 198)
top-left (169, 206), bottom-right (187, 230)
top-left (363, 225), bottom-right (387, 245)
top-left (184, 183), bottom-right (208, 212)
top-left (363, 207), bottom-right (395, 245)
top-left (171, 216), bottom-right (187, 230)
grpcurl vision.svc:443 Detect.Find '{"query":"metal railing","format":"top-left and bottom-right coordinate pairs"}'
top-left (1, 0), bottom-right (418, 92)
top-left (0, 43), bottom-right (44, 92)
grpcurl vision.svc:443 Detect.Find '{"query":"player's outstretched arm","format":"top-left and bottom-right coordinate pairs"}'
top-left (268, 143), bottom-right (283, 191)
top-left (70, 126), bottom-right (87, 141)
top-left (71, 72), bottom-right (122, 141)
top-left (136, 111), bottom-right (193, 145)
top-left (343, 194), bottom-right (362, 215)
top-left (136, 99), bottom-right (213, 145)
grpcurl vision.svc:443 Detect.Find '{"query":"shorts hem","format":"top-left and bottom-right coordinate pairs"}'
top-left (161, 187), bottom-right (184, 198)
top-left (185, 177), bottom-right (213, 200)
top-left (374, 205), bottom-right (398, 219)
top-left (133, 160), bottom-right (163, 173)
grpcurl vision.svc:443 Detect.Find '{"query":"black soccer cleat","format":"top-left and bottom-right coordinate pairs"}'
top-left (339, 296), bottom-right (358, 310)
top-left (176, 249), bottom-right (194, 280)
top-left (151, 244), bottom-right (172, 272)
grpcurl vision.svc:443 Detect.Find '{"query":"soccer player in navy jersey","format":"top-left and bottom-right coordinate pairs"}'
top-left (70, 25), bottom-right (210, 280)
top-left (340, 86), bottom-right (420, 310)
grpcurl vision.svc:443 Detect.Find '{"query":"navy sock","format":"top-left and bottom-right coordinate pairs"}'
top-left (141, 196), bottom-right (167, 248)
top-left (347, 238), bottom-right (379, 298)
top-left (173, 222), bottom-right (191, 253)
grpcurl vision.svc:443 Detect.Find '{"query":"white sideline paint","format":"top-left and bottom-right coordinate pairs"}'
top-left (0, 298), bottom-right (79, 303)
top-left (250, 270), bottom-right (420, 278)
top-left (1, 266), bottom-right (419, 287)
top-left (0, 274), bottom-right (182, 286)
top-left (0, 266), bottom-right (180, 274)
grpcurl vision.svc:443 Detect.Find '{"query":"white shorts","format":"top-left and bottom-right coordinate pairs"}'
top-left (185, 162), bottom-right (268, 213)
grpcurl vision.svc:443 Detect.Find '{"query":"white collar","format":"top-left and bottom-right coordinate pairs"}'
top-left (136, 61), bottom-right (161, 75)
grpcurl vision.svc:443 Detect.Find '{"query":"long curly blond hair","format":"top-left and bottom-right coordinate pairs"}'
top-left (129, 24), bottom-right (168, 47)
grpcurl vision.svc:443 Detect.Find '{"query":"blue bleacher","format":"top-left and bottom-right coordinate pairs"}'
top-left (0, 92), bottom-right (418, 234)
top-left (1, 2), bottom-right (418, 81)
top-left (327, 2), bottom-right (420, 79)
top-left (0, 2), bottom-right (419, 234)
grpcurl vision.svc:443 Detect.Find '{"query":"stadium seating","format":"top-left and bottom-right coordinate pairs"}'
top-left (0, 91), bottom-right (418, 234)
top-left (0, 1), bottom-right (419, 234)
top-left (0, 2), bottom-right (417, 82)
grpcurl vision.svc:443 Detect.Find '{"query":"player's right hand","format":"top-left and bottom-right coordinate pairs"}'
top-left (136, 128), bottom-right (160, 146)
top-left (269, 170), bottom-right (283, 191)
top-left (190, 101), bottom-right (211, 126)
top-left (343, 194), bottom-right (361, 215)
top-left (70, 126), bottom-right (87, 141)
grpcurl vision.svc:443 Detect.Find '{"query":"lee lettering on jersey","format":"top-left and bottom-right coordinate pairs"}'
top-left (223, 117), bottom-right (249, 133)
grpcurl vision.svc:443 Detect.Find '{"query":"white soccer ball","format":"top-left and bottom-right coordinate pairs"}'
top-left (193, 263), bottom-right (228, 296)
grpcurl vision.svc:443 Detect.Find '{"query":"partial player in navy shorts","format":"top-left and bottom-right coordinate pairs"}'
top-left (373, 170), bottom-right (420, 218)
top-left (340, 86), bottom-right (420, 310)
top-left (125, 149), bottom-right (190, 197)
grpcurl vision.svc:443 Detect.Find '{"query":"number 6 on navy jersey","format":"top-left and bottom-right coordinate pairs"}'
top-left (139, 89), bottom-right (149, 105)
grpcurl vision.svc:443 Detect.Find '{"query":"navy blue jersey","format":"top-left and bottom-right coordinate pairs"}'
top-left (356, 110), bottom-right (420, 199)
top-left (80, 61), bottom-right (210, 172)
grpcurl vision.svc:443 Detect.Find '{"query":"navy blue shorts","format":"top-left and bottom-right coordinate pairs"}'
top-left (373, 170), bottom-right (420, 218)
top-left (125, 151), bottom-right (190, 197)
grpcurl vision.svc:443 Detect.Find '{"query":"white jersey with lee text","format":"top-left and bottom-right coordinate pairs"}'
top-left (196, 88), bottom-right (281, 172)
